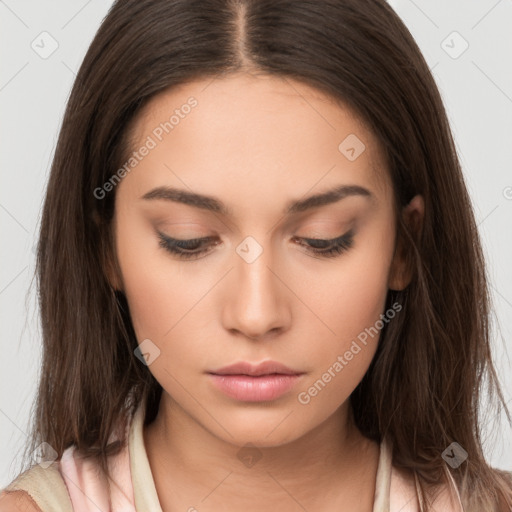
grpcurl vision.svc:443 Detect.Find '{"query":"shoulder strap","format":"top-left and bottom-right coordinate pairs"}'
top-left (373, 437), bottom-right (392, 511)
top-left (390, 464), bottom-right (421, 511)
top-left (58, 442), bottom-right (136, 510)
top-left (1, 462), bottom-right (73, 512)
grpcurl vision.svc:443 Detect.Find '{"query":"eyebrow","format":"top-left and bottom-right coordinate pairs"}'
top-left (141, 184), bottom-right (373, 216)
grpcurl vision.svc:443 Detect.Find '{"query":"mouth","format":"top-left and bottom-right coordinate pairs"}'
top-left (207, 360), bottom-right (305, 402)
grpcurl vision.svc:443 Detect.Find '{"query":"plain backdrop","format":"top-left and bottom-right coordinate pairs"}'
top-left (1, 0), bottom-right (511, 488)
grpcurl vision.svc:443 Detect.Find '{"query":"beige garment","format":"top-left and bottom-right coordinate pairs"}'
top-left (1, 400), bottom-right (463, 511)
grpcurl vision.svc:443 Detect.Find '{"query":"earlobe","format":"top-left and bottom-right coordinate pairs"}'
top-left (101, 217), bottom-right (125, 293)
top-left (388, 194), bottom-right (425, 291)
top-left (105, 260), bottom-right (123, 292)
top-left (92, 209), bottom-right (123, 291)
top-left (102, 241), bottom-right (124, 293)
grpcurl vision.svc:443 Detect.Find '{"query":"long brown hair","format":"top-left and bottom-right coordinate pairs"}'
top-left (18, 0), bottom-right (512, 509)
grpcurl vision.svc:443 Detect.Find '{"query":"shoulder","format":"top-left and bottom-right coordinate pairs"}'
top-left (0, 460), bottom-right (73, 512)
top-left (0, 490), bottom-right (42, 511)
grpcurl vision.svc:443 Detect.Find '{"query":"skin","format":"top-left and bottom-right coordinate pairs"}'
top-left (109, 71), bottom-right (424, 511)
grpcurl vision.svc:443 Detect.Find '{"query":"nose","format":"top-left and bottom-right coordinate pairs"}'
top-left (222, 241), bottom-right (291, 342)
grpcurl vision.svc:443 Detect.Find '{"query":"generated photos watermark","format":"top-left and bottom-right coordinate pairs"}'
top-left (94, 96), bottom-right (198, 200)
top-left (297, 301), bottom-right (402, 405)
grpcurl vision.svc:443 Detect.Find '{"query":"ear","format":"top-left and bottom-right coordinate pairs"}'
top-left (104, 251), bottom-right (124, 292)
top-left (101, 219), bottom-right (124, 293)
top-left (92, 207), bottom-right (125, 292)
top-left (388, 194), bottom-right (424, 291)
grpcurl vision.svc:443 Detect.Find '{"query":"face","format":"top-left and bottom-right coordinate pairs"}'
top-left (111, 71), bottom-right (404, 447)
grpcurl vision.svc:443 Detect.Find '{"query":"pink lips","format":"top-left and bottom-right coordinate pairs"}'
top-left (207, 361), bottom-right (304, 402)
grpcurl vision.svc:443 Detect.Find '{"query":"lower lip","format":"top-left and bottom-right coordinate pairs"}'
top-left (208, 373), bottom-right (303, 402)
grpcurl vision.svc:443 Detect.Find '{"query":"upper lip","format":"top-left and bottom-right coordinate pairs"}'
top-left (209, 360), bottom-right (302, 376)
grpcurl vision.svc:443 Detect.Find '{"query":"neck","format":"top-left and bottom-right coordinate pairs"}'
top-left (143, 392), bottom-right (379, 511)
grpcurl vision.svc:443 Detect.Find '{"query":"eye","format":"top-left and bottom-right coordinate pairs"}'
top-left (157, 229), bottom-right (355, 261)
top-left (292, 229), bottom-right (354, 259)
top-left (157, 232), bottom-right (219, 260)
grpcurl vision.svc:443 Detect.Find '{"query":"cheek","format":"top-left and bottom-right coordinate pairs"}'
top-left (114, 208), bottom-right (218, 387)
top-left (114, 209), bottom-right (191, 341)
top-left (301, 219), bottom-right (395, 346)
top-left (294, 222), bottom-right (395, 401)
top-left (115, 224), bottom-right (163, 339)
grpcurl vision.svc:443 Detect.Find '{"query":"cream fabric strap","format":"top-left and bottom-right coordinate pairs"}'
top-left (129, 399), bottom-right (163, 511)
top-left (1, 462), bottom-right (73, 512)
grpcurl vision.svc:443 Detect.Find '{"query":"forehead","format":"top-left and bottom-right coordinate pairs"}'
top-left (121, 72), bottom-right (391, 206)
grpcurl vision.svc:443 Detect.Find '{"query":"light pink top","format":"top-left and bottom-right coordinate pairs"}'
top-left (3, 399), bottom-right (465, 511)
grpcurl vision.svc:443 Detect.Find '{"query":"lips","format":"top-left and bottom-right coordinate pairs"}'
top-left (210, 360), bottom-right (302, 377)
top-left (207, 360), bottom-right (304, 402)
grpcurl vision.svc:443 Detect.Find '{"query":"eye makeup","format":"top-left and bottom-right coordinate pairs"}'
top-left (156, 228), bottom-right (355, 261)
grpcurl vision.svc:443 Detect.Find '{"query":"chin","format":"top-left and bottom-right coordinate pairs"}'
top-left (208, 410), bottom-right (309, 448)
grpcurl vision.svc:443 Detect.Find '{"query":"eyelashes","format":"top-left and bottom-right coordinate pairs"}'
top-left (157, 230), bottom-right (355, 261)
top-left (157, 234), bottom-right (220, 260)
top-left (296, 230), bottom-right (354, 258)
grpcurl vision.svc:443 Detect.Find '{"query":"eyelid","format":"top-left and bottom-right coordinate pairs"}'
top-left (158, 232), bottom-right (216, 247)
top-left (301, 230), bottom-right (353, 243)
top-left (157, 230), bottom-right (350, 244)
top-left (157, 228), bottom-right (355, 261)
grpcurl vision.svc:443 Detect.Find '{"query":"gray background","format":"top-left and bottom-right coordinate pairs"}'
top-left (1, 0), bottom-right (511, 487)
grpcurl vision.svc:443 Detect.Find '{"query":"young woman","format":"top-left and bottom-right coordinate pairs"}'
top-left (1, 0), bottom-right (511, 510)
